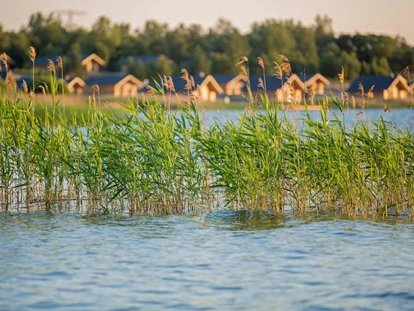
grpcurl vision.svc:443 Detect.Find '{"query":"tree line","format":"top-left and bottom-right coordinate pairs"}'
top-left (1, 13), bottom-right (413, 80)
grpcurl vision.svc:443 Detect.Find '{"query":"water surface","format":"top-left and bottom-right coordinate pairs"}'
top-left (1, 211), bottom-right (413, 310)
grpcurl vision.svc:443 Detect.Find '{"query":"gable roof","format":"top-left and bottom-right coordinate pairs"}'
top-left (81, 53), bottom-right (106, 66)
top-left (298, 73), bottom-right (330, 85)
top-left (67, 76), bottom-right (86, 89)
top-left (248, 74), bottom-right (304, 91)
top-left (347, 75), bottom-right (409, 92)
top-left (119, 55), bottom-right (166, 65)
top-left (84, 73), bottom-right (142, 87)
top-left (145, 74), bottom-right (224, 93)
top-left (214, 74), bottom-right (248, 85)
top-left (34, 53), bottom-right (105, 67)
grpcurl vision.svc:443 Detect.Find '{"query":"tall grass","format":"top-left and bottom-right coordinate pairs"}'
top-left (0, 54), bottom-right (412, 218)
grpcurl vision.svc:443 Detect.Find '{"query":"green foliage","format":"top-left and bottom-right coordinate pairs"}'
top-left (1, 13), bottom-right (414, 83)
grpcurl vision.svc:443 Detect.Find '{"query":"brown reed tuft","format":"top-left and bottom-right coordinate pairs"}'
top-left (236, 56), bottom-right (248, 66)
top-left (258, 57), bottom-right (264, 70)
top-left (307, 85), bottom-right (315, 105)
top-left (167, 76), bottom-right (176, 93)
top-left (22, 80), bottom-right (28, 94)
top-left (257, 78), bottom-right (264, 90)
top-left (342, 91), bottom-right (349, 106)
top-left (338, 66), bottom-right (345, 85)
top-left (1, 53), bottom-right (8, 71)
top-left (358, 82), bottom-right (366, 108)
top-left (47, 59), bottom-right (56, 73)
top-left (163, 75), bottom-right (169, 90)
top-left (279, 54), bottom-right (289, 62)
top-left (273, 62), bottom-right (283, 80)
top-left (367, 85), bottom-right (375, 99)
top-left (351, 95), bottom-right (356, 109)
top-left (281, 62), bottom-right (291, 76)
top-left (56, 56), bottom-right (63, 69)
top-left (37, 85), bottom-right (47, 96)
top-left (239, 65), bottom-right (248, 77)
top-left (286, 83), bottom-right (294, 104)
top-left (29, 47), bottom-right (36, 63)
top-left (180, 69), bottom-right (192, 91)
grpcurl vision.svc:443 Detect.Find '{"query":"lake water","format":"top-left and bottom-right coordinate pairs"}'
top-left (201, 107), bottom-right (414, 129)
top-left (1, 211), bottom-right (413, 310)
top-left (1, 108), bottom-right (413, 310)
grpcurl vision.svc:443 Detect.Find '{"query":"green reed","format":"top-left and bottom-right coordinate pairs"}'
top-left (0, 75), bottom-right (413, 218)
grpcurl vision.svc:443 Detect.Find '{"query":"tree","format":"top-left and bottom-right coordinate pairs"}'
top-left (155, 55), bottom-right (175, 76)
top-left (128, 60), bottom-right (147, 80)
top-left (188, 45), bottom-right (211, 75)
top-left (339, 51), bottom-right (361, 81)
top-left (371, 57), bottom-right (392, 76)
top-left (67, 42), bottom-right (83, 75)
top-left (0, 24), bottom-right (10, 52)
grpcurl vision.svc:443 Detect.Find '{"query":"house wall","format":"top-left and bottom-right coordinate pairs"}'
top-left (72, 84), bottom-right (84, 95)
top-left (85, 60), bottom-right (101, 73)
top-left (384, 86), bottom-right (409, 100)
top-left (114, 81), bottom-right (138, 97)
top-left (224, 81), bottom-right (244, 95)
top-left (275, 87), bottom-right (303, 103)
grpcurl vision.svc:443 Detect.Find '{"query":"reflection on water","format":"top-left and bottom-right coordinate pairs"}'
top-left (1, 211), bottom-right (413, 310)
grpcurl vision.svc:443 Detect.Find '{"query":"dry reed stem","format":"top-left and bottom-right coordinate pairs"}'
top-left (235, 56), bottom-right (248, 66)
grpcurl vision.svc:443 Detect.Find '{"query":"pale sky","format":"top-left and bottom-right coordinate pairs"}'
top-left (1, 0), bottom-right (413, 43)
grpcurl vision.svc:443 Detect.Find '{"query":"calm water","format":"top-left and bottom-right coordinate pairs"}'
top-left (202, 108), bottom-right (414, 129)
top-left (1, 211), bottom-right (413, 310)
top-left (1, 108), bottom-right (413, 310)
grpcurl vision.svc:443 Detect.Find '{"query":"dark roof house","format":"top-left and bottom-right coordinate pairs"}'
top-left (348, 75), bottom-right (410, 100)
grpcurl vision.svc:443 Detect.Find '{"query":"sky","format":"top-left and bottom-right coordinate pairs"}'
top-left (1, 0), bottom-right (413, 43)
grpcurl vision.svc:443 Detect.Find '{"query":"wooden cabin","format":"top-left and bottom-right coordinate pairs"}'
top-left (214, 74), bottom-right (248, 95)
top-left (35, 53), bottom-right (105, 73)
top-left (145, 74), bottom-right (224, 102)
top-left (67, 77), bottom-right (86, 95)
top-left (348, 75), bottom-right (410, 100)
top-left (81, 53), bottom-right (106, 73)
top-left (299, 73), bottom-right (330, 95)
top-left (173, 74), bottom-right (224, 102)
top-left (83, 73), bottom-right (143, 97)
top-left (249, 74), bottom-right (306, 103)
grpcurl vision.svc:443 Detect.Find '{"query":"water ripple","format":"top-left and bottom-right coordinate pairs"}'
top-left (0, 211), bottom-right (413, 310)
